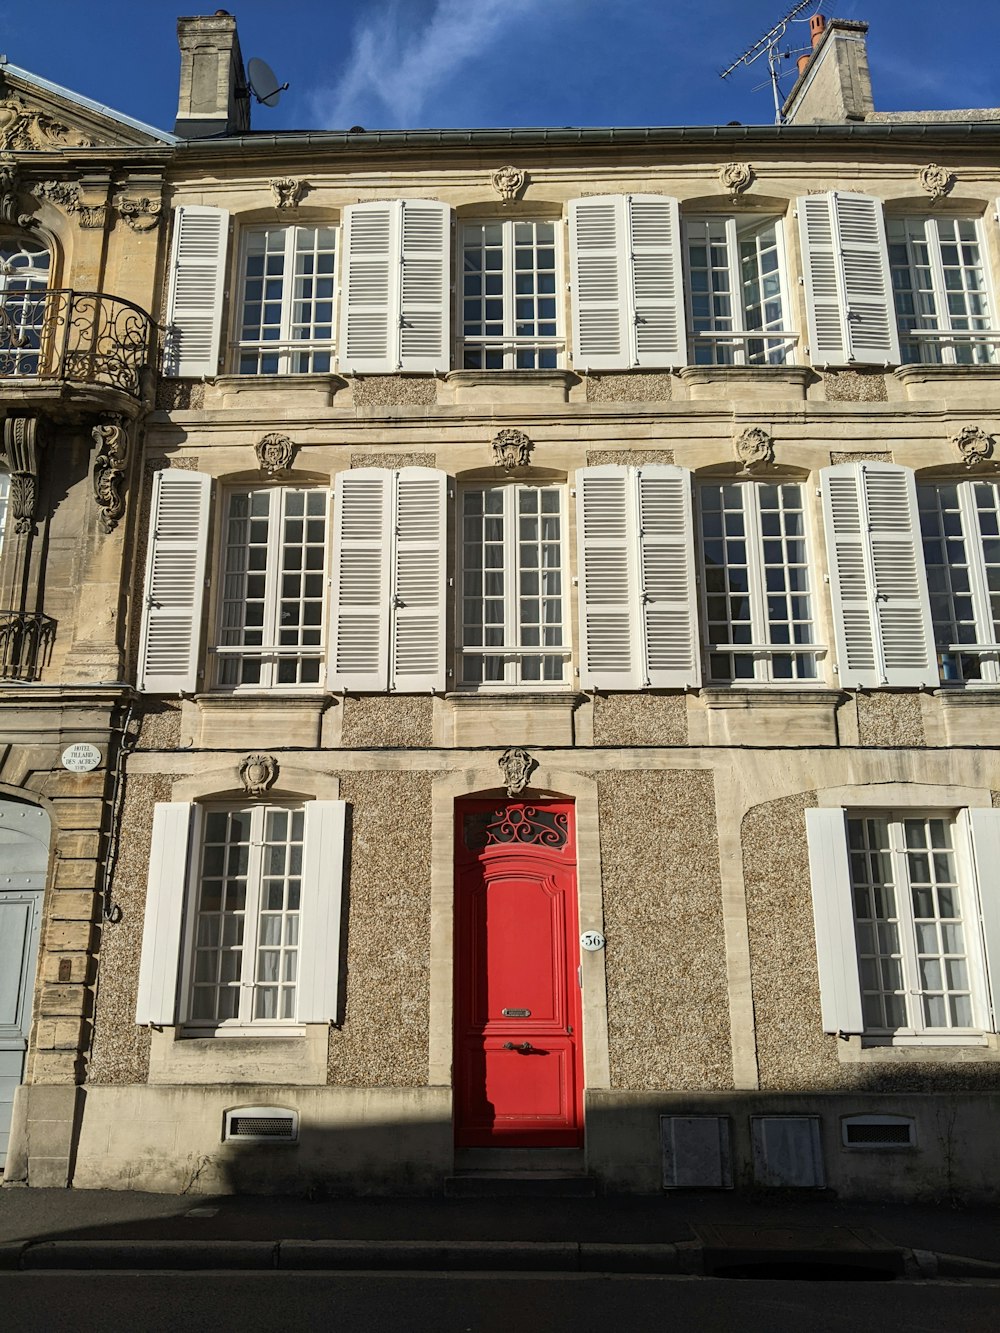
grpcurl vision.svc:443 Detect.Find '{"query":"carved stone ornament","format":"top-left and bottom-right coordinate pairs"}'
top-left (0, 95), bottom-right (94, 151)
top-left (115, 194), bottom-right (162, 232)
top-left (733, 425), bottom-right (775, 470)
top-left (0, 416), bottom-right (44, 535)
top-left (255, 432), bottom-right (295, 476)
top-left (490, 165), bottom-right (527, 204)
top-left (952, 423), bottom-right (994, 469)
top-left (270, 177), bottom-right (306, 209)
top-left (499, 747), bottom-right (536, 798)
top-left (0, 160), bottom-right (36, 229)
top-left (918, 163), bottom-right (954, 202)
top-left (239, 753), bottom-right (279, 797)
top-left (719, 161), bottom-right (753, 203)
top-left (92, 417), bottom-right (129, 533)
top-left (492, 428), bottom-right (533, 471)
top-left (32, 179), bottom-right (80, 213)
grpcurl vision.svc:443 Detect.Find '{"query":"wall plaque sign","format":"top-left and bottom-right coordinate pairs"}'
top-left (580, 930), bottom-right (606, 952)
top-left (61, 742), bottom-right (101, 772)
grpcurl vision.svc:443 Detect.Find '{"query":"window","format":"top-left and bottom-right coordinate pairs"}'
top-left (918, 478), bottom-right (1000, 684)
top-left (684, 217), bottom-right (794, 366)
top-left (698, 481), bottom-right (819, 682)
top-left (888, 217), bottom-right (996, 365)
top-left (459, 484), bottom-right (568, 686)
top-left (215, 487), bottom-right (328, 688)
top-left (460, 220), bottom-right (561, 369)
top-left (0, 235), bottom-right (50, 376)
top-left (186, 805), bottom-right (303, 1024)
top-left (235, 225), bottom-right (336, 374)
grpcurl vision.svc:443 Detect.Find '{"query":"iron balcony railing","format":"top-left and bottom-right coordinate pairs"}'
top-left (0, 288), bottom-right (154, 399)
top-left (0, 610), bottom-right (56, 681)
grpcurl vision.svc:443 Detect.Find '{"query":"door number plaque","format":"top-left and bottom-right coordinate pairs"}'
top-left (502, 1008), bottom-right (531, 1018)
top-left (580, 930), bottom-right (606, 952)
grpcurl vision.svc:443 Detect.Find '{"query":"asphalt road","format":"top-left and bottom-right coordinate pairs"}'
top-left (2, 1272), bottom-right (999, 1333)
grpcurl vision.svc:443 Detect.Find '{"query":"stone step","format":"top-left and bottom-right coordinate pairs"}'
top-left (445, 1171), bottom-right (598, 1199)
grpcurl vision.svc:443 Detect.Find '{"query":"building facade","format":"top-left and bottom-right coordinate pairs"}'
top-left (3, 13), bottom-right (1000, 1198)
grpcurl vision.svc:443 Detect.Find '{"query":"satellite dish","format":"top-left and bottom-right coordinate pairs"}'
top-left (247, 57), bottom-right (288, 109)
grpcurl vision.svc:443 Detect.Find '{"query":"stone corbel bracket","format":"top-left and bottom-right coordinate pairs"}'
top-left (270, 177), bottom-right (307, 209)
top-left (1, 416), bottom-right (44, 535)
top-left (0, 159), bottom-right (38, 229)
top-left (114, 192), bottom-right (163, 233)
top-left (92, 416), bottom-right (130, 532)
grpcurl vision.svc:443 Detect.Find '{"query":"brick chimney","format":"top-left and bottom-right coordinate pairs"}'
top-left (174, 11), bottom-right (250, 138)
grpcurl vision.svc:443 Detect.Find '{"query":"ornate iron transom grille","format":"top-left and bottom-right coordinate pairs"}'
top-left (464, 805), bottom-right (569, 852)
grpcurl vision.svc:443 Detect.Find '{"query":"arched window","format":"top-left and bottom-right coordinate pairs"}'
top-left (0, 235), bottom-right (51, 376)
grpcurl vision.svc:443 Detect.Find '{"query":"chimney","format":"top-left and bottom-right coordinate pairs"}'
top-left (782, 18), bottom-right (874, 125)
top-left (174, 11), bottom-right (250, 138)
top-left (797, 13), bottom-right (826, 76)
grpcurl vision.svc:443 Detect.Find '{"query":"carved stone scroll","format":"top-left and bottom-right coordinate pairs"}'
top-left (92, 416), bottom-right (130, 532)
top-left (492, 428), bottom-right (532, 471)
top-left (499, 747), bottom-right (535, 797)
top-left (0, 161), bottom-right (36, 229)
top-left (0, 96), bottom-right (94, 151)
top-left (1, 416), bottom-right (44, 535)
top-left (733, 425), bottom-right (775, 470)
top-left (918, 163), bottom-right (954, 202)
top-left (115, 195), bottom-right (163, 232)
top-left (255, 432), bottom-right (295, 476)
top-left (239, 753), bottom-right (279, 797)
top-left (270, 177), bottom-right (306, 209)
top-left (491, 165), bottom-right (527, 204)
top-left (952, 424), bottom-right (993, 469)
top-left (720, 161), bottom-right (753, 203)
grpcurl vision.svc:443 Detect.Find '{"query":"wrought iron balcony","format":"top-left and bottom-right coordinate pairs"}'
top-left (0, 609), bottom-right (55, 682)
top-left (0, 288), bottom-right (154, 400)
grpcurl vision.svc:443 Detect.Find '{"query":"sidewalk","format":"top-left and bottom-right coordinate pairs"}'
top-left (2, 1186), bottom-right (999, 1276)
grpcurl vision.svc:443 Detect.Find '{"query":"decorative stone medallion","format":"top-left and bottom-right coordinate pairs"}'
top-left (492, 428), bottom-right (532, 471)
top-left (490, 165), bottom-right (527, 204)
top-left (255, 432), bottom-right (295, 476)
top-left (270, 177), bottom-right (306, 209)
top-left (733, 425), bottom-right (775, 470)
top-left (239, 753), bottom-right (278, 797)
top-left (952, 424), bottom-right (993, 469)
top-left (918, 163), bottom-right (953, 201)
top-left (719, 161), bottom-right (753, 203)
top-left (499, 747), bottom-right (535, 797)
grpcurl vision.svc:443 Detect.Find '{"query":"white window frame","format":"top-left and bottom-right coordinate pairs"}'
top-left (683, 214), bottom-right (797, 366)
top-left (918, 477), bottom-right (1000, 685)
top-left (697, 478), bottom-right (824, 684)
top-left (887, 214), bottom-right (999, 366)
top-left (213, 485), bottom-right (330, 691)
top-left (232, 223), bottom-right (338, 375)
top-left (180, 802), bottom-right (307, 1033)
top-left (0, 470), bottom-right (9, 549)
top-left (0, 233), bottom-right (51, 377)
top-left (844, 810), bottom-right (992, 1044)
top-left (458, 217), bottom-right (564, 370)
top-left (457, 482), bottom-right (571, 689)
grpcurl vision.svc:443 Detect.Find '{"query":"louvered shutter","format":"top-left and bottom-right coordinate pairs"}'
top-left (637, 466), bottom-right (700, 687)
top-left (296, 800), bottom-right (348, 1023)
top-left (340, 202), bottom-right (394, 373)
top-left (805, 807), bottom-right (865, 1036)
top-left (391, 468), bottom-right (447, 692)
top-left (629, 196), bottom-right (685, 368)
top-left (799, 193), bottom-right (898, 367)
top-left (138, 470), bottom-right (211, 694)
top-left (965, 809), bottom-right (1000, 1033)
top-left (135, 802), bottom-right (197, 1026)
top-left (398, 202), bottom-right (450, 373)
top-left (569, 197), bottom-right (630, 370)
top-left (578, 466), bottom-right (640, 688)
top-left (329, 469), bottom-right (392, 690)
top-left (163, 205), bottom-right (229, 377)
top-left (820, 463), bottom-right (936, 688)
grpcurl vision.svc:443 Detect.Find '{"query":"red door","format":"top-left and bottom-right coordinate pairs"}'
top-left (454, 800), bottom-right (583, 1148)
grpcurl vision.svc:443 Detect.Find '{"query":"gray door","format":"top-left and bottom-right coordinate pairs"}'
top-left (0, 801), bottom-right (48, 1173)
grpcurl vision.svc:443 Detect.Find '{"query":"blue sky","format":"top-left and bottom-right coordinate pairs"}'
top-left (1, 1), bottom-right (996, 133)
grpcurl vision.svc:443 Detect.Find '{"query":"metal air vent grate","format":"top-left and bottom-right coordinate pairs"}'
top-left (223, 1106), bottom-right (298, 1143)
top-left (842, 1115), bottom-right (915, 1149)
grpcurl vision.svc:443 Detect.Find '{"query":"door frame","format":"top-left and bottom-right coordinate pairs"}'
top-left (427, 765), bottom-right (610, 1155)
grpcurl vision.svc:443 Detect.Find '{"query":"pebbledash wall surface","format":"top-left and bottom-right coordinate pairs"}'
top-left (4, 12), bottom-right (1000, 1200)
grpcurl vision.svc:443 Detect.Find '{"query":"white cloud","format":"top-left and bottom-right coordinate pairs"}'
top-left (310, 0), bottom-right (543, 129)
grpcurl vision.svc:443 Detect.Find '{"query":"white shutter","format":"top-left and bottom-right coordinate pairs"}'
top-left (578, 466), bottom-right (640, 688)
top-left (398, 201), bottom-right (450, 373)
top-left (965, 808), bottom-right (1000, 1033)
top-left (637, 466), bottom-right (700, 687)
top-left (628, 196), bottom-right (685, 368)
top-left (163, 205), bottom-right (228, 377)
top-left (339, 202), bottom-right (394, 373)
top-left (569, 197), bottom-right (630, 370)
top-left (391, 468), bottom-right (447, 692)
top-left (805, 807), bottom-right (865, 1035)
top-left (329, 469), bottom-right (392, 690)
top-left (135, 802), bottom-right (197, 1026)
top-left (820, 462), bottom-right (936, 688)
top-left (799, 193), bottom-right (898, 367)
top-left (296, 800), bottom-right (348, 1023)
top-left (138, 469), bottom-right (211, 694)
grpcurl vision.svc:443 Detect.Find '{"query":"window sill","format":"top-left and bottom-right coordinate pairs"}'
top-left (148, 1023), bottom-right (329, 1085)
top-left (446, 369), bottom-right (578, 404)
top-left (894, 363), bottom-right (1000, 401)
top-left (678, 364), bottom-right (812, 401)
top-left (836, 1033), bottom-right (998, 1065)
top-left (187, 692), bottom-right (332, 749)
top-left (206, 372), bottom-right (347, 409)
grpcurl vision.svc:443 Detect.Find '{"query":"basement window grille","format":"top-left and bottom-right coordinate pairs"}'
top-left (223, 1106), bottom-right (298, 1143)
top-left (842, 1116), bottom-right (916, 1149)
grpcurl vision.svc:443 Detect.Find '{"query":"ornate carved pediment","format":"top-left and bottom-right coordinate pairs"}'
top-left (0, 74), bottom-right (171, 152)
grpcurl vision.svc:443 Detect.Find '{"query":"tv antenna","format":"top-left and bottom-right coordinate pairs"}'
top-left (247, 57), bottom-right (289, 109)
top-left (720, 2), bottom-right (817, 125)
